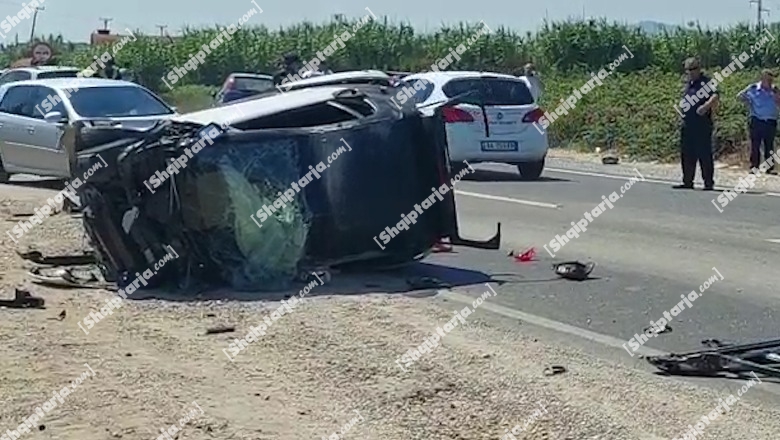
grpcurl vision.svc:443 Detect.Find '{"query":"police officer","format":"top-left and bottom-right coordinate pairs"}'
top-left (737, 69), bottom-right (780, 174)
top-left (96, 57), bottom-right (122, 80)
top-left (674, 57), bottom-right (719, 190)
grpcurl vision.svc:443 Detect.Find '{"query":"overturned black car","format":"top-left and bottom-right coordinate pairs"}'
top-left (69, 80), bottom-right (500, 291)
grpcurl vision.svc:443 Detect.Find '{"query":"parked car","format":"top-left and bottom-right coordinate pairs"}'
top-left (399, 71), bottom-right (549, 180)
top-left (72, 83), bottom-right (500, 290)
top-left (214, 73), bottom-right (275, 105)
top-left (0, 78), bottom-right (177, 182)
top-left (0, 66), bottom-right (81, 86)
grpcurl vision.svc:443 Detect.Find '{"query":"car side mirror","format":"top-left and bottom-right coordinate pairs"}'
top-left (170, 106), bottom-right (178, 113)
top-left (44, 111), bottom-right (66, 123)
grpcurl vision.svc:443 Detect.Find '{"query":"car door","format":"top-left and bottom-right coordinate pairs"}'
top-left (0, 85), bottom-right (67, 177)
top-left (25, 86), bottom-right (69, 176)
top-left (0, 85), bottom-right (37, 173)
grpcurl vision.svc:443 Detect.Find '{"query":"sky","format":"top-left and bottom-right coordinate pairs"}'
top-left (0, 0), bottom-right (771, 43)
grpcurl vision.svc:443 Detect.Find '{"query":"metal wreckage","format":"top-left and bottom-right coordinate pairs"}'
top-left (66, 78), bottom-right (500, 293)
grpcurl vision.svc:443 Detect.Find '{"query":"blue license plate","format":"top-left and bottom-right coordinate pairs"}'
top-left (481, 141), bottom-right (518, 151)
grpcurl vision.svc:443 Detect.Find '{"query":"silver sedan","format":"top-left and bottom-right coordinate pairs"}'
top-left (0, 78), bottom-right (177, 182)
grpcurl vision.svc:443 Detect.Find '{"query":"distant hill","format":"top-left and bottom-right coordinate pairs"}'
top-left (637, 20), bottom-right (681, 34)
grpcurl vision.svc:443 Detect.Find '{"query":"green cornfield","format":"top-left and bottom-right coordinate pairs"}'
top-left (42, 18), bottom-right (778, 90)
top-left (16, 17), bottom-right (780, 161)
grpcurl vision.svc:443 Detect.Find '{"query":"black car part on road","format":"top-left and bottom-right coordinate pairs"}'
top-left (70, 84), bottom-right (500, 292)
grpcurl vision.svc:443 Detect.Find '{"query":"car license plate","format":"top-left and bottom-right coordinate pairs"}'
top-left (481, 141), bottom-right (518, 151)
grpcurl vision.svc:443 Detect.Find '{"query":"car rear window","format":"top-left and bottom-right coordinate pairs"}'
top-left (233, 76), bottom-right (275, 92)
top-left (37, 70), bottom-right (80, 79)
top-left (442, 77), bottom-right (534, 106)
top-left (398, 78), bottom-right (435, 104)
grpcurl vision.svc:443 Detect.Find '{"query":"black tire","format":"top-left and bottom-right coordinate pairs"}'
top-left (517, 159), bottom-right (545, 180)
top-left (0, 158), bottom-right (9, 183)
top-left (450, 162), bottom-right (467, 177)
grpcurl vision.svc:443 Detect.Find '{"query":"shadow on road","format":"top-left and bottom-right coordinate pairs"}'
top-left (125, 261), bottom-right (500, 302)
top-left (463, 169), bottom-right (571, 183)
top-left (6, 178), bottom-right (65, 191)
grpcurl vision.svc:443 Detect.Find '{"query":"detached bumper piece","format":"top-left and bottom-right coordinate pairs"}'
top-left (72, 84), bottom-right (490, 292)
top-left (645, 338), bottom-right (780, 379)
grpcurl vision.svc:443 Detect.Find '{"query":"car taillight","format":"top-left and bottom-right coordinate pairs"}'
top-left (522, 108), bottom-right (544, 123)
top-left (442, 107), bottom-right (474, 123)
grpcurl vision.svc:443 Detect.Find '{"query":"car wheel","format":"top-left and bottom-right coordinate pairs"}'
top-left (517, 159), bottom-right (545, 180)
top-left (450, 162), bottom-right (467, 177)
top-left (0, 159), bottom-right (9, 183)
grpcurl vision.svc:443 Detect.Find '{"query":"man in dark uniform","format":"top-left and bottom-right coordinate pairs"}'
top-left (272, 52), bottom-right (302, 86)
top-left (674, 57), bottom-right (719, 190)
top-left (96, 57), bottom-right (122, 80)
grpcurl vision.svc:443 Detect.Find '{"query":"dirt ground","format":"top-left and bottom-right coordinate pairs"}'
top-left (1, 183), bottom-right (780, 440)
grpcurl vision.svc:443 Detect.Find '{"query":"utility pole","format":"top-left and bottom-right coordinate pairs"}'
top-left (29, 6), bottom-right (44, 42)
top-left (750, 0), bottom-right (769, 27)
top-left (155, 25), bottom-right (167, 37)
top-left (98, 17), bottom-right (112, 31)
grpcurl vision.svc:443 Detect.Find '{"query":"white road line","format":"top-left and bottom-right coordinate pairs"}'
top-left (441, 290), bottom-right (664, 356)
top-left (546, 167), bottom-right (673, 185)
top-left (454, 190), bottom-right (560, 209)
top-left (765, 239), bottom-right (780, 244)
top-left (547, 167), bottom-right (780, 197)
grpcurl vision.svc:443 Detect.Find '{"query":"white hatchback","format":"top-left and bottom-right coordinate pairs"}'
top-left (399, 71), bottom-right (548, 179)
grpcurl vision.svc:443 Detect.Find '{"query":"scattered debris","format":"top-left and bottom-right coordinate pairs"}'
top-left (57, 310), bottom-right (66, 320)
top-left (205, 325), bottom-right (235, 335)
top-left (28, 267), bottom-right (108, 289)
top-left (17, 249), bottom-right (96, 266)
top-left (431, 241), bottom-right (453, 253)
top-left (552, 261), bottom-right (596, 281)
top-left (601, 156), bottom-right (619, 165)
top-left (645, 337), bottom-right (780, 378)
top-left (0, 289), bottom-right (45, 309)
top-left (513, 247), bottom-right (536, 262)
top-left (543, 365), bottom-right (567, 376)
top-left (644, 324), bottom-right (672, 335)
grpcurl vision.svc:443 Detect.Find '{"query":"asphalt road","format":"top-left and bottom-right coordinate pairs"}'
top-left (410, 162), bottom-right (780, 401)
top-left (6, 163), bottom-right (780, 406)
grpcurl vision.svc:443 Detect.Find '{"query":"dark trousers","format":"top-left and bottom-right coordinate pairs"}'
top-left (681, 123), bottom-right (714, 187)
top-left (749, 117), bottom-right (777, 171)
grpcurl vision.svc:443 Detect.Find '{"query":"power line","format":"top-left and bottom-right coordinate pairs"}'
top-left (750, 0), bottom-right (770, 28)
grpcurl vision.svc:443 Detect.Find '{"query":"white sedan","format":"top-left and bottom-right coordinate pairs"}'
top-left (398, 71), bottom-right (549, 180)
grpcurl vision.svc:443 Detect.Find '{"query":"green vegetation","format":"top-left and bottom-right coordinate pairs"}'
top-left (15, 19), bottom-right (780, 161)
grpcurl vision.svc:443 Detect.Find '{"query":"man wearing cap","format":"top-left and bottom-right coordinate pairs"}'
top-left (737, 69), bottom-right (780, 174)
top-left (674, 57), bottom-right (719, 190)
